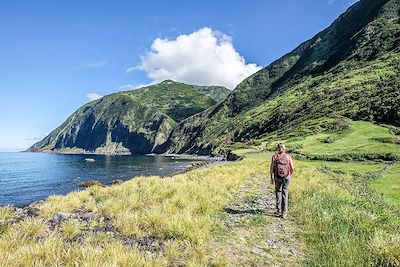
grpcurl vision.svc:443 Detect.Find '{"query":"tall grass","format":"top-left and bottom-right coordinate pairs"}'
top-left (0, 159), bottom-right (260, 266)
top-left (0, 205), bottom-right (15, 221)
top-left (290, 160), bottom-right (400, 266)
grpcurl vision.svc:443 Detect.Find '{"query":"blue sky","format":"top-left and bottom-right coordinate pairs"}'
top-left (0, 0), bottom-right (357, 151)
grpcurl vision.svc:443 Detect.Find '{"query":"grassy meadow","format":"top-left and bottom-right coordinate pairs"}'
top-left (0, 120), bottom-right (399, 266)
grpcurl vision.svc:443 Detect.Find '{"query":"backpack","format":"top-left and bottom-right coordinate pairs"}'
top-left (274, 153), bottom-right (290, 178)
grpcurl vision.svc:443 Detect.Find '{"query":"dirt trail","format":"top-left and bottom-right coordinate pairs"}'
top-left (209, 171), bottom-right (304, 266)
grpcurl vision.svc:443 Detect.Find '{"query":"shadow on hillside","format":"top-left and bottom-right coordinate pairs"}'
top-left (223, 206), bottom-right (282, 218)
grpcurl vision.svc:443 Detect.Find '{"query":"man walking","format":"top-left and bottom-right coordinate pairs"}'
top-left (270, 143), bottom-right (294, 219)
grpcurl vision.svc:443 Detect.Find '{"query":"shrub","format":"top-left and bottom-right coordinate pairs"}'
top-left (322, 136), bottom-right (337, 143)
top-left (61, 220), bottom-right (82, 239)
top-left (0, 206), bottom-right (15, 221)
top-left (17, 218), bottom-right (48, 238)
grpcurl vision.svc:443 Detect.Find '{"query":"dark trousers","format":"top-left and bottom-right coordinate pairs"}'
top-left (274, 176), bottom-right (291, 215)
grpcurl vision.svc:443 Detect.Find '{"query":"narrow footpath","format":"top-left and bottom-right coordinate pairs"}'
top-left (209, 171), bottom-right (304, 266)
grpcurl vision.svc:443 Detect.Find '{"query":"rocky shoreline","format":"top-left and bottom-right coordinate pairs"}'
top-left (0, 156), bottom-right (228, 254)
top-left (25, 148), bottom-right (235, 161)
top-left (1, 154), bottom-right (226, 207)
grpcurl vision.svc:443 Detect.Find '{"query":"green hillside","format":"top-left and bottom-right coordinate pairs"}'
top-left (190, 85), bottom-right (231, 103)
top-left (162, 0), bottom-right (400, 156)
top-left (28, 81), bottom-right (229, 154)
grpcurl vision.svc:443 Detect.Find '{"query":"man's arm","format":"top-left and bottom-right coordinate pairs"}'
top-left (289, 155), bottom-right (294, 175)
top-left (270, 156), bottom-right (275, 184)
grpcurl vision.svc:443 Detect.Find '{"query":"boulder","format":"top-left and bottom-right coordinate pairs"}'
top-left (80, 212), bottom-right (96, 221)
top-left (79, 180), bottom-right (104, 188)
top-left (26, 206), bottom-right (41, 216)
top-left (52, 212), bottom-right (70, 223)
top-left (111, 179), bottom-right (124, 185)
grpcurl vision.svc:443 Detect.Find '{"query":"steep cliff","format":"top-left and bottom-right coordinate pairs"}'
top-left (28, 81), bottom-right (229, 154)
top-left (160, 0), bottom-right (400, 155)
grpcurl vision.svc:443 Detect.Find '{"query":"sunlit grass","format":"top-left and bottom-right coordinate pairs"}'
top-left (263, 120), bottom-right (400, 161)
top-left (371, 163), bottom-right (400, 210)
top-left (17, 217), bottom-right (48, 238)
top-left (0, 205), bottom-right (15, 221)
top-left (40, 190), bottom-right (91, 218)
top-left (292, 121), bottom-right (400, 158)
top-left (289, 159), bottom-right (400, 266)
top-left (61, 219), bottom-right (82, 239)
top-left (306, 160), bottom-right (386, 174)
top-left (0, 158), bottom-right (259, 266)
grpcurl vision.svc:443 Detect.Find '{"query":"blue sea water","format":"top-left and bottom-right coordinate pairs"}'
top-left (0, 152), bottom-right (200, 206)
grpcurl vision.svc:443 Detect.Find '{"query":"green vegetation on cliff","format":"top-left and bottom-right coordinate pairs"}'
top-left (163, 0), bottom-right (400, 155)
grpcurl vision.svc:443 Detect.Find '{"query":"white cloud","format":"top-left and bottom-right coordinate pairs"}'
top-left (126, 67), bottom-right (137, 73)
top-left (81, 60), bottom-right (108, 69)
top-left (134, 27), bottom-right (262, 89)
top-left (86, 92), bottom-right (103, 101)
top-left (118, 83), bottom-right (155, 91)
top-left (118, 84), bottom-right (136, 90)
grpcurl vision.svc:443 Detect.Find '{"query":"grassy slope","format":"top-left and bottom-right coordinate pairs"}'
top-left (1, 120), bottom-right (400, 266)
top-left (189, 52), bottom-right (400, 155)
top-left (191, 85), bottom-right (231, 103)
top-left (371, 164), bottom-right (400, 210)
top-left (164, 0), bottom-right (400, 155)
top-left (235, 121), bottom-right (400, 266)
top-left (270, 120), bottom-right (400, 160)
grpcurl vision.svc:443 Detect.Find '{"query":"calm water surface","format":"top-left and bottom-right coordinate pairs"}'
top-left (0, 152), bottom-right (201, 206)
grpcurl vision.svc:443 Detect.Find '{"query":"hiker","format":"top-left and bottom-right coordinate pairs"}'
top-left (270, 143), bottom-right (294, 219)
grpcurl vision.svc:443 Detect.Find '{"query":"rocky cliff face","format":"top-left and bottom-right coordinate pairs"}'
top-left (28, 81), bottom-right (229, 154)
top-left (160, 0), bottom-right (400, 155)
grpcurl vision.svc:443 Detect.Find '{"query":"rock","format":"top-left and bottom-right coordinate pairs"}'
top-left (80, 212), bottom-right (96, 220)
top-left (105, 224), bottom-right (115, 232)
top-left (111, 179), bottom-right (124, 185)
top-left (252, 247), bottom-right (272, 258)
top-left (267, 237), bottom-right (278, 249)
top-left (28, 200), bottom-right (44, 207)
top-left (52, 212), bottom-right (70, 223)
top-left (79, 180), bottom-right (104, 188)
top-left (26, 206), bottom-right (41, 216)
top-left (226, 151), bottom-right (243, 161)
top-left (84, 158), bottom-right (95, 163)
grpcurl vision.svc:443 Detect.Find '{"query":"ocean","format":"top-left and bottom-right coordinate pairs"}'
top-left (0, 152), bottom-right (201, 206)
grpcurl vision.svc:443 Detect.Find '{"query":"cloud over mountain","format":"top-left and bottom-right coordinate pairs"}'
top-left (86, 92), bottom-right (103, 101)
top-left (135, 28), bottom-right (262, 89)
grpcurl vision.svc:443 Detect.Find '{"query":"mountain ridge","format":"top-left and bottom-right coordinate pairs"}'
top-left (159, 0), bottom-right (400, 156)
top-left (28, 81), bottom-right (230, 154)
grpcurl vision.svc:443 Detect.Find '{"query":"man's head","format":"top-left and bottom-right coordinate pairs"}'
top-left (277, 143), bottom-right (286, 153)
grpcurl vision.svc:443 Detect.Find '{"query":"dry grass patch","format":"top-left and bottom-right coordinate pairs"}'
top-left (0, 159), bottom-right (261, 266)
